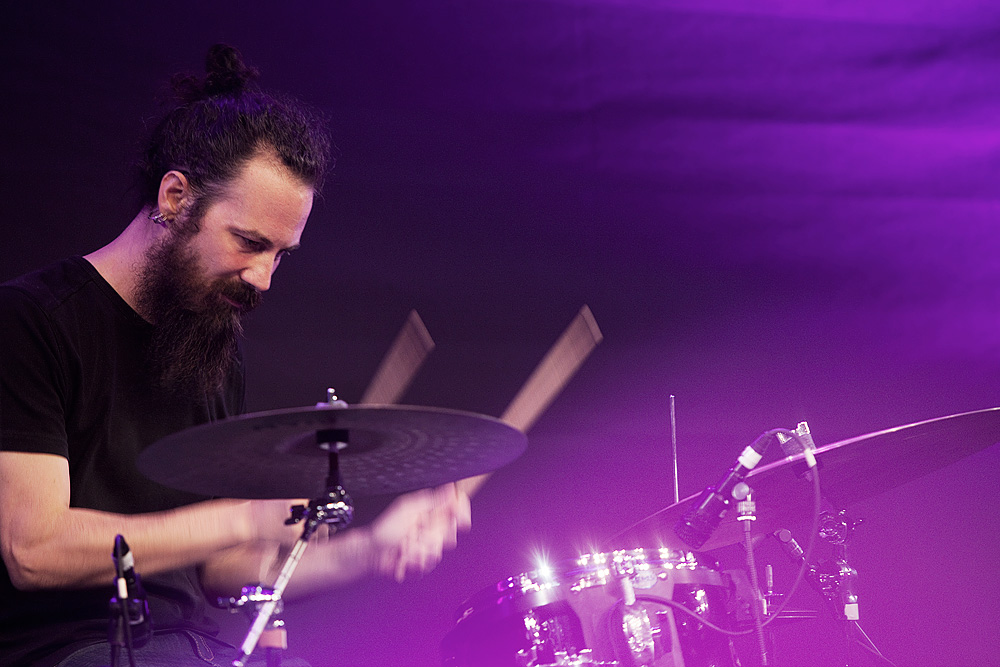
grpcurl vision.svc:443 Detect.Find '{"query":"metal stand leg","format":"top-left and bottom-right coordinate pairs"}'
top-left (261, 615), bottom-right (287, 667)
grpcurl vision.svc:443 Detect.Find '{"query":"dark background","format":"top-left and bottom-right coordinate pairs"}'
top-left (4, 2), bottom-right (1000, 666)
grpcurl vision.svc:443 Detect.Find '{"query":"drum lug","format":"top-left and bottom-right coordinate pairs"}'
top-left (620, 604), bottom-right (655, 665)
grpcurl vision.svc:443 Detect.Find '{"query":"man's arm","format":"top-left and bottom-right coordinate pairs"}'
top-left (0, 451), bottom-right (297, 590)
top-left (1, 450), bottom-right (471, 599)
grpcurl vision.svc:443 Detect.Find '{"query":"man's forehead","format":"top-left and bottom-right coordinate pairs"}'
top-left (209, 157), bottom-right (313, 241)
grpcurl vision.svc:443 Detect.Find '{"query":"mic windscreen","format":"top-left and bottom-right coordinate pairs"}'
top-left (674, 487), bottom-right (727, 549)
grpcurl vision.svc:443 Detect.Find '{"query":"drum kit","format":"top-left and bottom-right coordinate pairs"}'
top-left (134, 290), bottom-right (999, 667)
top-left (138, 398), bottom-right (1000, 667)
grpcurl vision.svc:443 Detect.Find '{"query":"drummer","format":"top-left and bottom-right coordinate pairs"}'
top-left (0, 45), bottom-right (471, 666)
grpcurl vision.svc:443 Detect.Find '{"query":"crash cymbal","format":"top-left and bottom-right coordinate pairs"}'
top-left (137, 404), bottom-right (527, 499)
top-left (610, 406), bottom-right (1000, 552)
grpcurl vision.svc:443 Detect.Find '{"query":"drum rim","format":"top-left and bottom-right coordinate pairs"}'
top-left (455, 546), bottom-right (726, 622)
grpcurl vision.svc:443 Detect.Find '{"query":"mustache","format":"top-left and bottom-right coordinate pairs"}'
top-left (217, 280), bottom-right (262, 312)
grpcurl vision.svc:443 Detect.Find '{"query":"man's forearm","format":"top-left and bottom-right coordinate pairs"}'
top-left (3, 499), bottom-right (257, 590)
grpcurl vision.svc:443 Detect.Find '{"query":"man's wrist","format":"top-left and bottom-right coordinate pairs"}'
top-left (339, 525), bottom-right (379, 579)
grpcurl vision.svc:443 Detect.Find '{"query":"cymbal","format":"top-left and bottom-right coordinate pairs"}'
top-left (137, 404), bottom-right (528, 499)
top-left (610, 406), bottom-right (1000, 552)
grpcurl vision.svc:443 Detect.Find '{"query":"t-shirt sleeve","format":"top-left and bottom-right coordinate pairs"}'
top-left (0, 286), bottom-right (70, 457)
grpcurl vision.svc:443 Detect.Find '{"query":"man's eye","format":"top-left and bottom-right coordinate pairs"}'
top-left (238, 236), bottom-right (264, 251)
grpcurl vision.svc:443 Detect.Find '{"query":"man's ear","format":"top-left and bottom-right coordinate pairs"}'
top-left (157, 170), bottom-right (191, 220)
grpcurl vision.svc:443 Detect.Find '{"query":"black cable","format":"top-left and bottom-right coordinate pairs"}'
top-left (631, 427), bottom-right (898, 667)
top-left (636, 594), bottom-right (740, 636)
top-left (852, 622), bottom-right (899, 667)
top-left (759, 435), bottom-right (899, 667)
top-left (754, 428), bottom-right (822, 630)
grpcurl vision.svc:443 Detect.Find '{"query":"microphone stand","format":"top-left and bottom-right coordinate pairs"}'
top-left (736, 484), bottom-right (769, 667)
top-left (109, 535), bottom-right (148, 667)
top-left (108, 590), bottom-right (130, 667)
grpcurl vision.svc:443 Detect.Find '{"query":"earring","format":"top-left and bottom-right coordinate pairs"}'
top-left (149, 209), bottom-right (169, 227)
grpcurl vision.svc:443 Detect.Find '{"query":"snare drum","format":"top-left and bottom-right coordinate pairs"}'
top-left (442, 548), bottom-right (734, 667)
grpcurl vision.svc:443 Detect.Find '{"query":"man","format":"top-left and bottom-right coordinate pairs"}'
top-left (0, 45), bottom-right (470, 666)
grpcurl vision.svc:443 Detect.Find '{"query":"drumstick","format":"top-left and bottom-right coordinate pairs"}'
top-left (360, 310), bottom-right (435, 405)
top-left (459, 305), bottom-right (603, 496)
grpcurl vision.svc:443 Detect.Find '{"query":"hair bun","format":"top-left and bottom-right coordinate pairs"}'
top-left (204, 44), bottom-right (259, 95)
top-left (173, 44), bottom-right (259, 103)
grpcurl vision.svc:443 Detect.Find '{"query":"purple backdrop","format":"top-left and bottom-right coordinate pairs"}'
top-left (4, 2), bottom-right (1000, 665)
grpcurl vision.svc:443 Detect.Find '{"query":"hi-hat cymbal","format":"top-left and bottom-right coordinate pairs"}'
top-left (137, 404), bottom-right (527, 499)
top-left (610, 406), bottom-right (1000, 552)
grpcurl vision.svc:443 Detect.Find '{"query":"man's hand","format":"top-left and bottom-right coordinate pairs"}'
top-left (246, 498), bottom-right (311, 544)
top-left (368, 483), bottom-right (472, 582)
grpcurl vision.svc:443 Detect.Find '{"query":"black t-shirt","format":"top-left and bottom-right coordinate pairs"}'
top-left (0, 257), bottom-right (245, 666)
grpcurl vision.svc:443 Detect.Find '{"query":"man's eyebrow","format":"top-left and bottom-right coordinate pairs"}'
top-left (230, 226), bottom-right (301, 252)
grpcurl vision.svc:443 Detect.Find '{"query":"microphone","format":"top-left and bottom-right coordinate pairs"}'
top-left (775, 528), bottom-right (837, 614)
top-left (674, 431), bottom-right (774, 549)
top-left (774, 528), bottom-right (805, 561)
top-left (775, 421), bottom-right (819, 480)
top-left (111, 535), bottom-right (152, 649)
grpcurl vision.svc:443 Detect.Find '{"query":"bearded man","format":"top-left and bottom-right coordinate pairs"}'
top-left (0, 45), bottom-right (469, 667)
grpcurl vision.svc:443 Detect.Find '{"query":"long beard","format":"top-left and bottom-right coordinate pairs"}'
top-left (135, 231), bottom-right (261, 396)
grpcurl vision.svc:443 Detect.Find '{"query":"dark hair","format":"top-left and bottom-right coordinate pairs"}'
top-left (137, 44), bottom-right (331, 215)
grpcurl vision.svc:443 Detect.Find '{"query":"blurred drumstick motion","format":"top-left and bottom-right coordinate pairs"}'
top-left (459, 305), bottom-right (603, 496)
top-left (360, 310), bottom-right (435, 405)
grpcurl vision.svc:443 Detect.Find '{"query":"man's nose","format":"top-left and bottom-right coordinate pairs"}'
top-left (240, 257), bottom-right (273, 292)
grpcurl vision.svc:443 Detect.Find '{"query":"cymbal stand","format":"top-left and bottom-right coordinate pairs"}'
top-left (232, 432), bottom-right (355, 667)
top-left (816, 510), bottom-right (861, 622)
top-left (816, 509), bottom-right (861, 667)
top-left (774, 510), bottom-right (862, 666)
